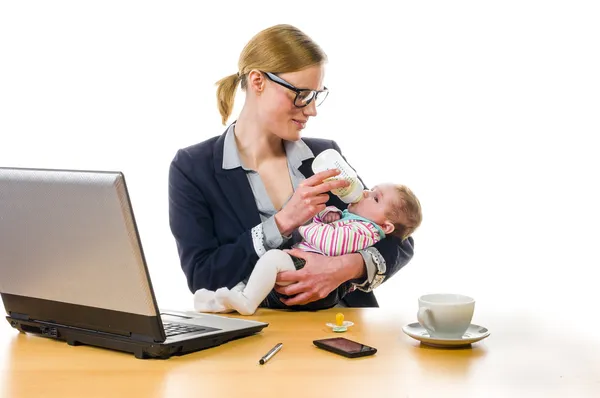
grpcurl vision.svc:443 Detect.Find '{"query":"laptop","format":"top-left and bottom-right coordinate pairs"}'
top-left (0, 166), bottom-right (268, 359)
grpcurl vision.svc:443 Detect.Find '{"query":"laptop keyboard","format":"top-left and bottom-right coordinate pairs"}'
top-left (163, 322), bottom-right (209, 337)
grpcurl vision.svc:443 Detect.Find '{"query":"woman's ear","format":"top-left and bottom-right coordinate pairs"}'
top-left (382, 221), bottom-right (395, 235)
top-left (247, 70), bottom-right (265, 94)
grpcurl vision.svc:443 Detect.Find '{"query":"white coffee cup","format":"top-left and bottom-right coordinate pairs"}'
top-left (417, 294), bottom-right (475, 339)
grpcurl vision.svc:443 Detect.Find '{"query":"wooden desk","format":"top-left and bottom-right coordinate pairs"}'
top-left (1, 307), bottom-right (599, 398)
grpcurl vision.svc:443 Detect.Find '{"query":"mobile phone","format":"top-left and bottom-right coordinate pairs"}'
top-left (313, 337), bottom-right (377, 358)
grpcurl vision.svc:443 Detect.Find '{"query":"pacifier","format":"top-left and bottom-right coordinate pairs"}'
top-left (325, 312), bottom-right (354, 333)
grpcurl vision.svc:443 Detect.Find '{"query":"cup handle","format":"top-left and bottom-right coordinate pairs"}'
top-left (417, 307), bottom-right (435, 333)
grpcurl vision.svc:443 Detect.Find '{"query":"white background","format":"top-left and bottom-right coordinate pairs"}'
top-left (1, 0), bottom-right (599, 319)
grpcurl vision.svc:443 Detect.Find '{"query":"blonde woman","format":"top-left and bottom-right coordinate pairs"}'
top-left (169, 24), bottom-right (415, 311)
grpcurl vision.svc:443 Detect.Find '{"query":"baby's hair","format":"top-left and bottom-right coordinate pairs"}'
top-left (386, 185), bottom-right (422, 241)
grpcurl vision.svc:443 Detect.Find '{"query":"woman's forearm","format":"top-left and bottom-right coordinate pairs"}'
top-left (340, 253), bottom-right (367, 281)
top-left (274, 211), bottom-right (295, 237)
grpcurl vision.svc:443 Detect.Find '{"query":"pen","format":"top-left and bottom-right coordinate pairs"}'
top-left (259, 343), bottom-right (283, 365)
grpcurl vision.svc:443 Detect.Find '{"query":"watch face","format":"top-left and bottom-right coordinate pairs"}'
top-left (371, 274), bottom-right (385, 289)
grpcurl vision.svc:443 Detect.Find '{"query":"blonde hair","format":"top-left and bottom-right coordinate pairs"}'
top-left (215, 24), bottom-right (327, 125)
top-left (387, 185), bottom-right (423, 241)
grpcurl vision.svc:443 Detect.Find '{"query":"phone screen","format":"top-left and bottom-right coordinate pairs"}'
top-left (317, 337), bottom-right (374, 354)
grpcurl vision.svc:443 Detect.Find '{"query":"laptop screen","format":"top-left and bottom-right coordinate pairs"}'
top-left (0, 167), bottom-right (165, 341)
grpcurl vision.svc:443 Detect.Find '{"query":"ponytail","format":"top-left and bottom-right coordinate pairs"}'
top-left (215, 73), bottom-right (240, 125)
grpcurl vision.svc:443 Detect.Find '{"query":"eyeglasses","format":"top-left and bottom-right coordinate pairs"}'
top-left (263, 71), bottom-right (329, 108)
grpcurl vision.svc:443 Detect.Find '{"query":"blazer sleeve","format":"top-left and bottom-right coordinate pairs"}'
top-left (168, 150), bottom-right (258, 293)
top-left (331, 140), bottom-right (415, 292)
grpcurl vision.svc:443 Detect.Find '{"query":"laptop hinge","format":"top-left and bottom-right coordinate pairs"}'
top-left (9, 312), bottom-right (29, 320)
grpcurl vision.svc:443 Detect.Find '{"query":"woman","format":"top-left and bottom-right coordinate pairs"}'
top-left (168, 24), bottom-right (414, 309)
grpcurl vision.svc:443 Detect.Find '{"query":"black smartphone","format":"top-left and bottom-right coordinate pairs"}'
top-left (313, 337), bottom-right (377, 358)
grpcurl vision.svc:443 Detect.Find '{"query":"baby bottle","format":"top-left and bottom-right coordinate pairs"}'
top-left (311, 149), bottom-right (365, 204)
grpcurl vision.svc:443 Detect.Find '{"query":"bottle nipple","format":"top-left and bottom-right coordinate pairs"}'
top-left (351, 193), bottom-right (364, 204)
top-left (341, 183), bottom-right (364, 205)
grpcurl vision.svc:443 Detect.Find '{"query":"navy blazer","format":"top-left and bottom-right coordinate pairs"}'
top-left (168, 129), bottom-right (415, 308)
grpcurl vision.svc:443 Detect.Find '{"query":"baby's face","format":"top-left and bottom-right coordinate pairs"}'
top-left (347, 184), bottom-right (401, 232)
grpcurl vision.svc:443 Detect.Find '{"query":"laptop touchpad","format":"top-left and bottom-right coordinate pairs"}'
top-left (161, 313), bottom-right (193, 322)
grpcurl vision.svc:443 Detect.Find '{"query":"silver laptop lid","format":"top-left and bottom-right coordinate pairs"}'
top-left (0, 167), bottom-right (159, 319)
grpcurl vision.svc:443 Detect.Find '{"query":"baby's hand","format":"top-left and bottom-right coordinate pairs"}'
top-left (323, 212), bottom-right (341, 223)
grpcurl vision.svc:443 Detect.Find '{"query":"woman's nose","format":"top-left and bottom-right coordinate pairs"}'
top-left (303, 100), bottom-right (318, 117)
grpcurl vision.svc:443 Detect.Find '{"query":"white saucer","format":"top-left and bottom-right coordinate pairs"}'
top-left (402, 322), bottom-right (490, 347)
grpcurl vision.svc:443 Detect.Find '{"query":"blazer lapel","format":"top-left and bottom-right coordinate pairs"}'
top-left (213, 130), bottom-right (261, 231)
top-left (298, 158), bottom-right (315, 180)
top-left (216, 168), bottom-right (261, 230)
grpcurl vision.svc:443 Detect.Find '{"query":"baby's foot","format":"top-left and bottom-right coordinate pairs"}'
top-left (220, 290), bottom-right (259, 316)
top-left (194, 288), bottom-right (232, 313)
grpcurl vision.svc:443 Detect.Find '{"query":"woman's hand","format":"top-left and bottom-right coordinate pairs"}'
top-left (274, 169), bottom-right (349, 236)
top-left (274, 249), bottom-right (366, 306)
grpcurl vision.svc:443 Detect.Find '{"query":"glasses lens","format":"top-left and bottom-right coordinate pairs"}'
top-left (294, 90), bottom-right (329, 107)
top-left (314, 90), bottom-right (329, 107)
top-left (295, 91), bottom-right (315, 107)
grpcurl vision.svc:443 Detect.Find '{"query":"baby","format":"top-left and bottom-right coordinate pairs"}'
top-left (194, 183), bottom-right (422, 315)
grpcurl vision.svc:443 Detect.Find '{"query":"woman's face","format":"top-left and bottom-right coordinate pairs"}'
top-left (257, 64), bottom-right (326, 141)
